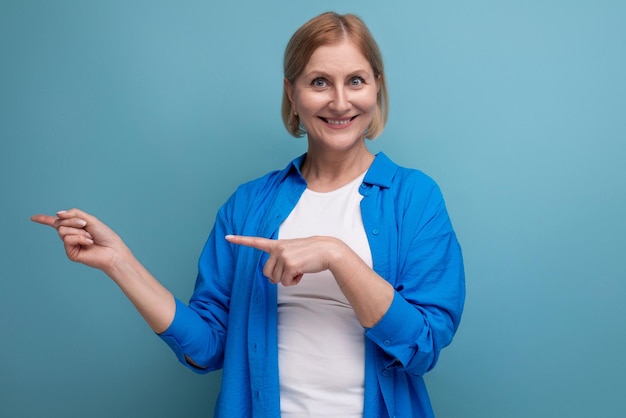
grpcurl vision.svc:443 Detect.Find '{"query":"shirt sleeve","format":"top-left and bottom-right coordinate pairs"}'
top-left (366, 179), bottom-right (465, 376)
top-left (157, 203), bottom-right (235, 374)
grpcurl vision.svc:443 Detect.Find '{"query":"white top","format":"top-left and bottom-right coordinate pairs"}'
top-left (277, 172), bottom-right (372, 417)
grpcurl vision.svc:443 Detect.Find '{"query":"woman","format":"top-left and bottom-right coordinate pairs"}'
top-left (31, 12), bottom-right (465, 417)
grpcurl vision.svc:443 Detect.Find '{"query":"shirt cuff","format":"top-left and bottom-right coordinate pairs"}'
top-left (365, 291), bottom-right (424, 368)
top-left (157, 298), bottom-right (212, 373)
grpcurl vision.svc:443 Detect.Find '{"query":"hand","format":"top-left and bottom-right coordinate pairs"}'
top-left (226, 234), bottom-right (395, 327)
top-left (225, 235), bottom-right (342, 286)
top-left (30, 208), bottom-right (127, 272)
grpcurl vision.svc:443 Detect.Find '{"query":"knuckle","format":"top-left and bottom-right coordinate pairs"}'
top-left (284, 260), bottom-right (298, 271)
top-left (274, 242), bottom-right (288, 253)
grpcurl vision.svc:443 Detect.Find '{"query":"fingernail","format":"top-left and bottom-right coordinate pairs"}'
top-left (77, 219), bottom-right (87, 227)
top-left (56, 210), bottom-right (67, 215)
top-left (85, 238), bottom-right (94, 244)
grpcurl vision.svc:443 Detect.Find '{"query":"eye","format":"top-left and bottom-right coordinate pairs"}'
top-left (311, 78), bottom-right (328, 88)
top-left (349, 76), bottom-right (365, 87)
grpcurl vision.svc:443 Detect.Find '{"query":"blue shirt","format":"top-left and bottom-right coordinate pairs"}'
top-left (159, 152), bottom-right (465, 417)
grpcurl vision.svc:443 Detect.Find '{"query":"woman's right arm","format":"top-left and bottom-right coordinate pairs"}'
top-left (30, 208), bottom-right (175, 334)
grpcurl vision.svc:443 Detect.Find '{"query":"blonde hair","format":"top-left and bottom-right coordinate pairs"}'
top-left (282, 12), bottom-right (388, 139)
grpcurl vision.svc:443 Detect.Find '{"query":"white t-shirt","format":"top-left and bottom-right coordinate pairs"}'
top-left (277, 172), bottom-right (372, 417)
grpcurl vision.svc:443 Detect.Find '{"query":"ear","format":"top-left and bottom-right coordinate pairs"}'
top-left (284, 78), bottom-right (297, 112)
top-left (376, 73), bottom-right (382, 94)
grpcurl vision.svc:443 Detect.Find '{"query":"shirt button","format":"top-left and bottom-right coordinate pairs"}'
top-left (382, 370), bottom-right (390, 377)
top-left (372, 228), bottom-right (380, 235)
top-left (383, 339), bottom-right (391, 346)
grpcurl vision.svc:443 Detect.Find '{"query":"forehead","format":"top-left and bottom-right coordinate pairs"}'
top-left (304, 39), bottom-right (372, 74)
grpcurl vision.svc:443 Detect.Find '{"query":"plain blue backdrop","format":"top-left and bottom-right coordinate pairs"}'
top-left (1, 1), bottom-right (625, 417)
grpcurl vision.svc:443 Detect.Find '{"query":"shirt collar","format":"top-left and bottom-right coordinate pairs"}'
top-left (288, 151), bottom-right (397, 189)
top-left (289, 153), bottom-right (307, 177)
top-left (363, 152), bottom-right (397, 189)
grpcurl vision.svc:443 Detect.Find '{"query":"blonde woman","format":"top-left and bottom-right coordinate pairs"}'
top-left (32, 12), bottom-right (465, 417)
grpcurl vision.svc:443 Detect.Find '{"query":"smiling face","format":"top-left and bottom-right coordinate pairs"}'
top-left (285, 39), bottom-right (380, 155)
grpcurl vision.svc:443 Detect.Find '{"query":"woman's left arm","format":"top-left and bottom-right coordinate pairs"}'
top-left (363, 184), bottom-right (466, 376)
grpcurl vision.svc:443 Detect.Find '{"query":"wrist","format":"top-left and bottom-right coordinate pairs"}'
top-left (326, 237), bottom-right (364, 287)
top-left (104, 244), bottom-right (136, 280)
top-left (325, 236), bottom-right (346, 269)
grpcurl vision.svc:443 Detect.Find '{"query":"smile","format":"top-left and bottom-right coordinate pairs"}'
top-left (320, 116), bottom-right (357, 125)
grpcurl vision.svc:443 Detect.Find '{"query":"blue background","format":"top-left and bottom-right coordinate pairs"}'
top-left (1, 1), bottom-right (625, 417)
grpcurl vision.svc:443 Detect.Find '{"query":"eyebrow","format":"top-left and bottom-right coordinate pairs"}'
top-left (303, 69), bottom-right (371, 79)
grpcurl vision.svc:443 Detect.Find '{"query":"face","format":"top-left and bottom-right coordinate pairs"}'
top-left (286, 39), bottom-right (380, 153)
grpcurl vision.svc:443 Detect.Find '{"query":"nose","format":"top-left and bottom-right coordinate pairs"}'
top-left (329, 86), bottom-right (351, 112)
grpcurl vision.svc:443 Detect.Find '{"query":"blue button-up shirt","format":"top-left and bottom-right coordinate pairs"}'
top-left (160, 152), bottom-right (465, 417)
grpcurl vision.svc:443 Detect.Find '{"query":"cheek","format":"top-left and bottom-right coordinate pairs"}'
top-left (294, 92), bottom-right (328, 116)
top-left (364, 87), bottom-right (379, 106)
top-left (353, 90), bottom-right (378, 113)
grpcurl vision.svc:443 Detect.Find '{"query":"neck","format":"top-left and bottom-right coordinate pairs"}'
top-left (301, 145), bottom-right (374, 192)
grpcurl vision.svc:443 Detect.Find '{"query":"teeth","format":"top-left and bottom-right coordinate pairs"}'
top-left (326, 118), bottom-right (351, 125)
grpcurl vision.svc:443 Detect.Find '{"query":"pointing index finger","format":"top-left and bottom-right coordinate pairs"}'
top-left (30, 214), bottom-right (58, 227)
top-left (225, 235), bottom-right (275, 253)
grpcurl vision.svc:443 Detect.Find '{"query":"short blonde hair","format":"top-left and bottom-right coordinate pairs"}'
top-left (282, 12), bottom-right (388, 139)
